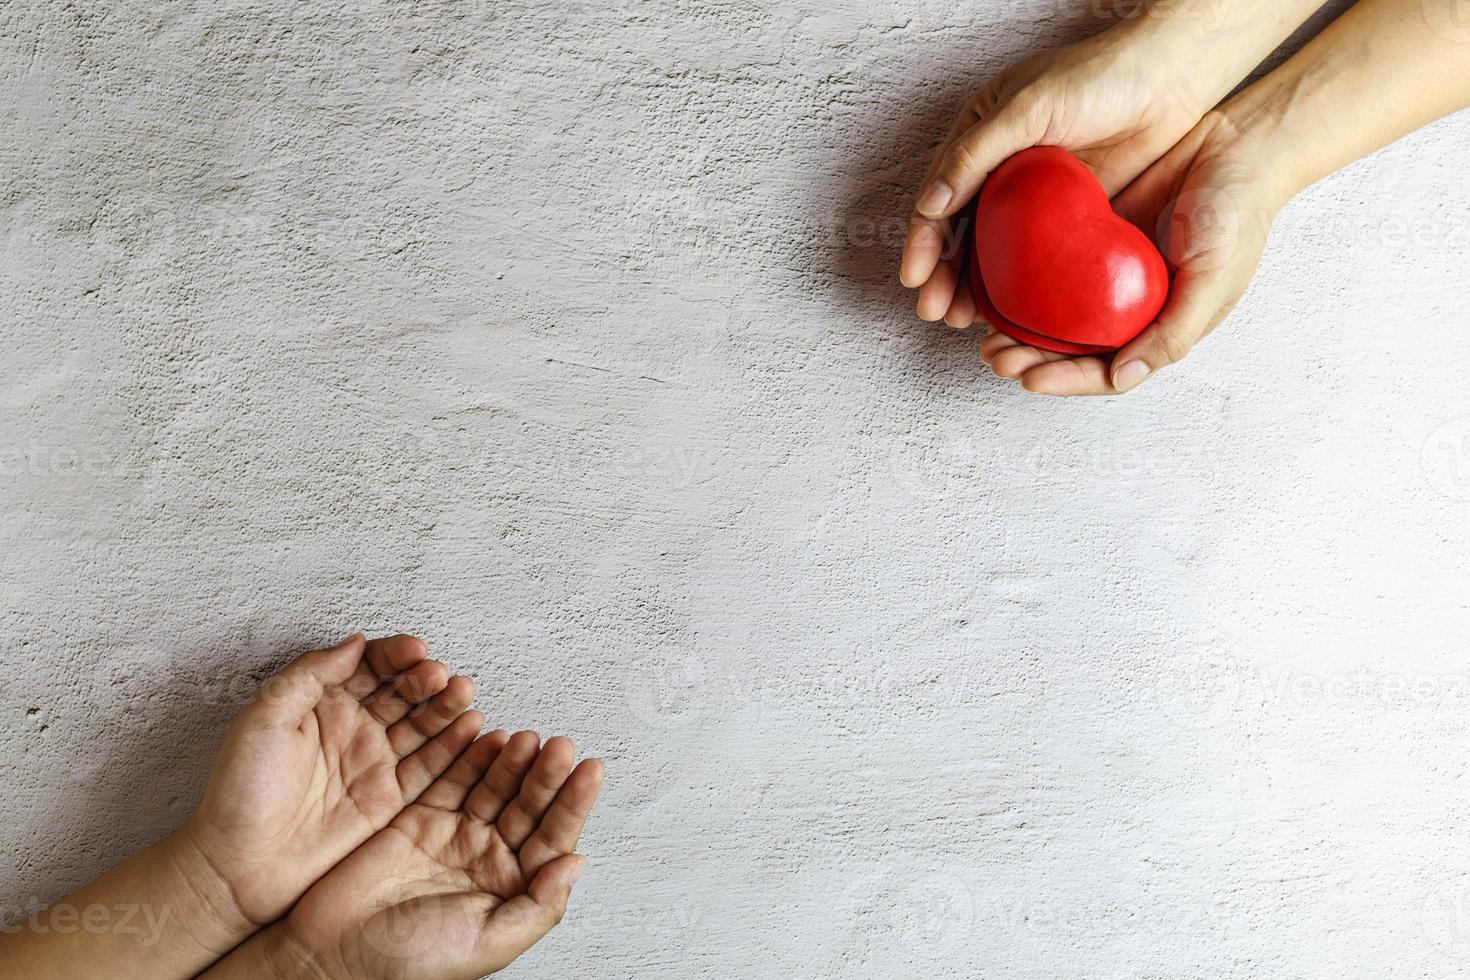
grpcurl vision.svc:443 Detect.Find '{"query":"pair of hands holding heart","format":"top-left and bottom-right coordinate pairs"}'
top-left (900, 34), bottom-right (1282, 396)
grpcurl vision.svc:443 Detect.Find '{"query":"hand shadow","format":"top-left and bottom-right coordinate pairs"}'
top-left (0, 634), bottom-right (295, 915)
top-left (812, 9), bottom-right (1114, 386)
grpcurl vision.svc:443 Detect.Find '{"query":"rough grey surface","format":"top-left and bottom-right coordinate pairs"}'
top-left (4, 1), bottom-right (1470, 977)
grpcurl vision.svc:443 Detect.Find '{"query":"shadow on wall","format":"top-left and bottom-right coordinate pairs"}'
top-left (6, 640), bottom-right (285, 911)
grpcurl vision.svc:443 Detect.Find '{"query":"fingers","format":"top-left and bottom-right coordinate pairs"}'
top-left (899, 218), bottom-right (949, 290)
top-left (915, 102), bottom-right (1040, 222)
top-left (252, 633), bottom-right (366, 727)
top-left (396, 708), bottom-right (485, 801)
top-left (476, 854), bottom-right (587, 972)
top-left (1017, 355), bottom-right (1117, 396)
top-left (977, 326), bottom-right (1115, 394)
top-left (365, 634), bottom-right (428, 676)
top-left (983, 252), bottom-right (1256, 395)
top-left (1107, 131), bottom-right (1267, 394)
top-left (464, 745), bottom-right (602, 975)
top-left (361, 659), bottom-right (450, 726)
top-left (385, 675), bottom-right (475, 757)
top-left (417, 729), bottom-right (511, 811)
top-left (900, 103), bottom-right (977, 290)
top-left (525, 853), bottom-right (586, 922)
top-left (916, 247), bottom-right (962, 321)
top-left (520, 758), bottom-right (605, 876)
top-left (943, 264), bottom-right (978, 330)
top-left (496, 737), bottom-right (576, 850)
top-left (464, 730), bottom-right (541, 824)
top-left (987, 338), bottom-right (1069, 379)
top-left (979, 329), bottom-right (1019, 365)
top-left (903, 99), bottom-right (1037, 299)
top-left (346, 634), bottom-right (428, 697)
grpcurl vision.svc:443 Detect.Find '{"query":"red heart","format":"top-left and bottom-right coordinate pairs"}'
top-left (968, 146), bottom-right (1168, 355)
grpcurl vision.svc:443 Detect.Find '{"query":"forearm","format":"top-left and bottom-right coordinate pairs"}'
top-left (1117, 0), bottom-right (1328, 112)
top-left (1223, 0), bottom-right (1470, 196)
top-left (0, 829), bottom-right (257, 979)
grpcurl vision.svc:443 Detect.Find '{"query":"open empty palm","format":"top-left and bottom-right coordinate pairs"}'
top-left (276, 729), bottom-right (605, 980)
top-left (184, 633), bottom-right (484, 925)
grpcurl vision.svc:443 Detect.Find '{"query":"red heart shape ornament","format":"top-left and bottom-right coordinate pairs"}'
top-left (969, 146), bottom-right (1168, 355)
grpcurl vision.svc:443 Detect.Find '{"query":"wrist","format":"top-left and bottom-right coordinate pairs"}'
top-left (200, 923), bottom-right (333, 980)
top-left (1214, 62), bottom-right (1331, 208)
top-left (1111, 0), bottom-right (1325, 121)
top-left (270, 929), bottom-right (333, 980)
top-left (156, 822), bottom-right (260, 954)
top-left (0, 826), bottom-right (264, 980)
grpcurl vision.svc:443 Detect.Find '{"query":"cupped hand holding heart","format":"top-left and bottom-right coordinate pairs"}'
top-left (898, 29), bottom-right (1285, 395)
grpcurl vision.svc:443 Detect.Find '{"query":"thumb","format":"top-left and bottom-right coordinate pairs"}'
top-left (1108, 268), bottom-right (1233, 392)
top-left (250, 632), bottom-right (365, 726)
top-left (526, 852), bottom-right (587, 917)
top-left (916, 101), bottom-right (1041, 220)
top-left (478, 855), bottom-right (588, 971)
top-left (1110, 181), bottom-right (1267, 393)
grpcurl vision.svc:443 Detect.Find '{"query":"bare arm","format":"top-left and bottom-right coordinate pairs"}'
top-left (1227, 0), bottom-right (1470, 194)
top-left (0, 832), bottom-right (250, 980)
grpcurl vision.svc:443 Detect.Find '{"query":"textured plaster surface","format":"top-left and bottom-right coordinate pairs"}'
top-left (4, 2), bottom-right (1470, 978)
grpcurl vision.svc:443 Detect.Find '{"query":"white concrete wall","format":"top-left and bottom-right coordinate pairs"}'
top-left (4, 1), bottom-right (1470, 977)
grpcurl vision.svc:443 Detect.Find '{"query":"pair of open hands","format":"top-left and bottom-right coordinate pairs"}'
top-left (900, 31), bottom-right (1284, 396)
top-left (186, 633), bottom-right (603, 979)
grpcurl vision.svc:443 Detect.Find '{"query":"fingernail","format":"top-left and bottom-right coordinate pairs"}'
top-left (1113, 360), bottom-right (1151, 391)
top-left (568, 857), bottom-right (588, 887)
top-left (917, 180), bottom-right (953, 217)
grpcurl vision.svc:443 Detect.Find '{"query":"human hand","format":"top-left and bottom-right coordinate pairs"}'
top-left (899, 24), bottom-right (1214, 328)
top-left (247, 729), bottom-right (604, 980)
top-left (178, 633), bottom-right (484, 927)
top-left (983, 0), bottom-right (1470, 395)
top-left (899, 0), bottom-right (1325, 327)
top-left (981, 110), bottom-right (1288, 394)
